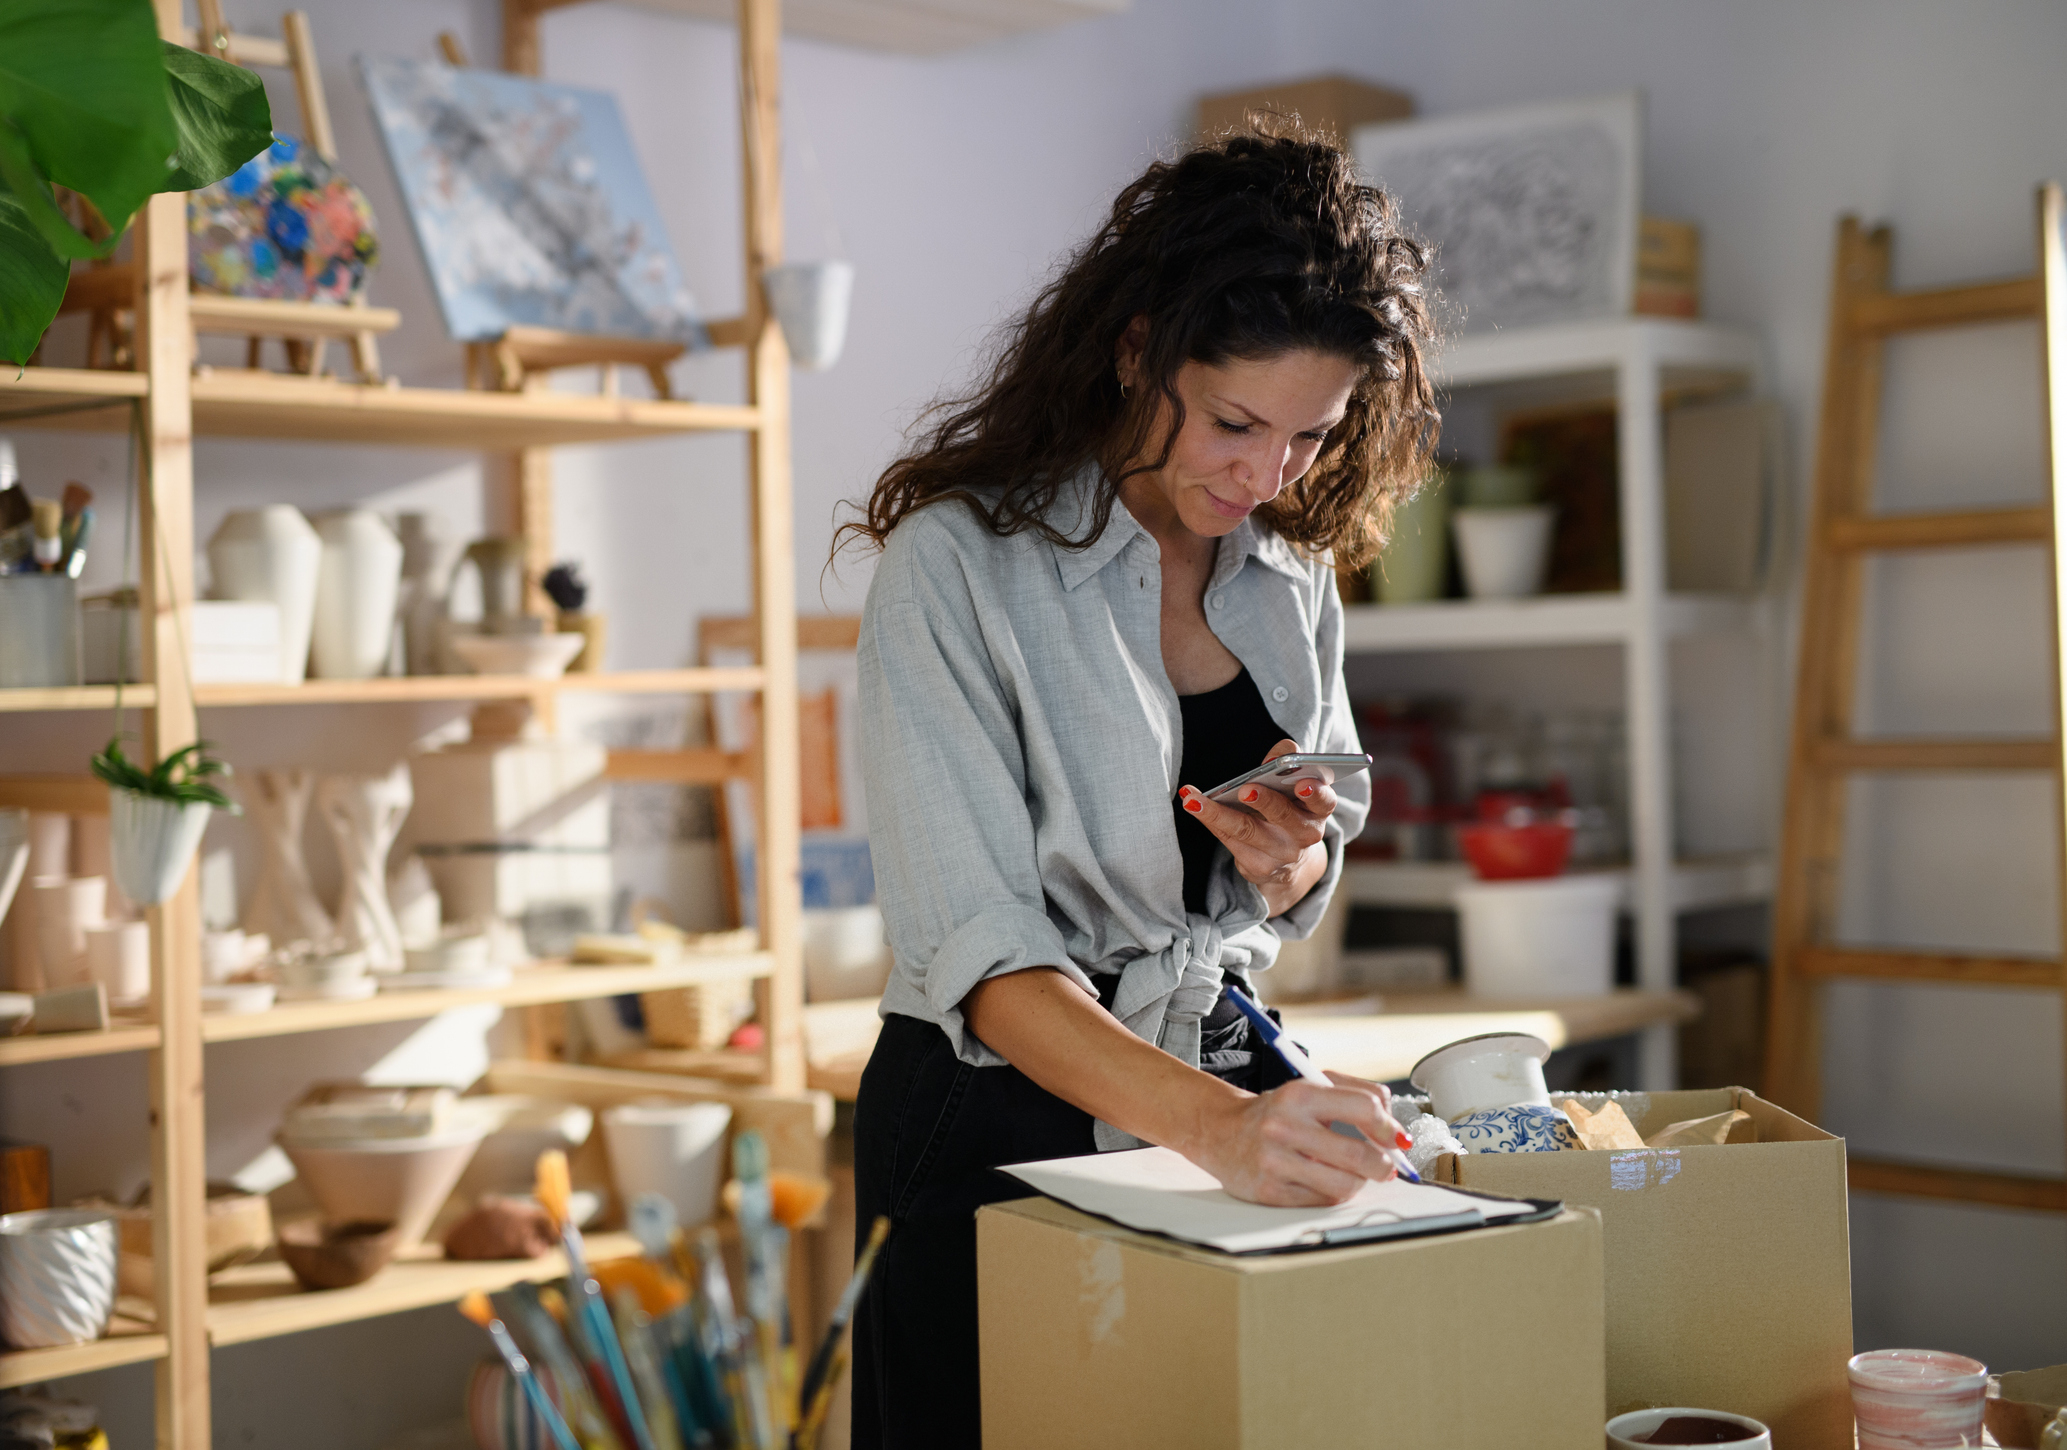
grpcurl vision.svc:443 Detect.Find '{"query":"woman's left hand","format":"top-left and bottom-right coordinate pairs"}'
top-left (1179, 738), bottom-right (1334, 918)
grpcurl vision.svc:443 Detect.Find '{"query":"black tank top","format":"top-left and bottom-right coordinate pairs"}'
top-left (1173, 667), bottom-right (1288, 915)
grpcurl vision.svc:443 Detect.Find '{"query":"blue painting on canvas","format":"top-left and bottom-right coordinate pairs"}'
top-left (358, 57), bottom-right (703, 344)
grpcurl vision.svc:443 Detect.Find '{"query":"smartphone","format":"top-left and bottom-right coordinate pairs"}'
top-left (1202, 752), bottom-right (1372, 804)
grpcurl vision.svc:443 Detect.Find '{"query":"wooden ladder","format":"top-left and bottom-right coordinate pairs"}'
top-left (1764, 183), bottom-right (2067, 1213)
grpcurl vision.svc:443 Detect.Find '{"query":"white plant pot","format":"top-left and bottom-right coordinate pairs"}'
top-left (310, 509), bottom-right (403, 681)
top-left (601, 1101), bottom-right (733, 1227)
top-left (763, 261), bottom-right (854, 370)
top-left (208, 506), bottom-right (322, 685)
top-left (109, 790), bottom-right (213, 908)
top-left (0, 1209), bottom-right (118, 1349)
top-left (1453, 874), bottom-right (1619, 998)
top-left (1452, 505), bottom-right (1555, 600)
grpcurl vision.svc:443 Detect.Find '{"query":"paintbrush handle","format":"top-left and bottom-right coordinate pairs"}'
top-left (486, 1320), bottom-right (584, 1450)
top-left (583, 1279), bottom-right (660, 1450)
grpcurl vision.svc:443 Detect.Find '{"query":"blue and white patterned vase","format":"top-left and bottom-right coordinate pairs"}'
top-left (1449, 1104), bottom-right (1579, 1153)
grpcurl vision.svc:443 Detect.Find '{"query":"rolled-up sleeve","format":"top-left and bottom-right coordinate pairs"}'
top-left (1272, 565), bottom-right (1371, 941)
top-left (859, 540), bottom-right (1094, 1066)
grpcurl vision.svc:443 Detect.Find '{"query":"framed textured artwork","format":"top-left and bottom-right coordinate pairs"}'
top-left (1353, 92), bottom-right (1642, 333)
top-left (357, 58), bottom-right (703, 343)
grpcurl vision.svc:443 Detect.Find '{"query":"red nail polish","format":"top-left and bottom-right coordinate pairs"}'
top-left (1395, 1130), bottom-right (1414, 1151)
top-left (1297, 783), bottom-right (1313, 798)
top-left (1241, 788), bottom-right (1257, 803)
top-left (1185, 799), bottom-right (1203, 813)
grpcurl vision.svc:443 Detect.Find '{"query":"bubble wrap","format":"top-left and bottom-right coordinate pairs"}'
top-left (1404, 1113), bottom-right (1464, 1177)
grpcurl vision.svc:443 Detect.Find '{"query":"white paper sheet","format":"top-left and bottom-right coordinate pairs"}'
top-left (1001, 1146), bottom-right (1539, 1255)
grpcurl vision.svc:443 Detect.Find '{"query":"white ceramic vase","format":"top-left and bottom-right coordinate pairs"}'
top-left (316, 765), bottom-right (413, 971)
top-left (1408, 1031), bottom-right (1556, 1121)
top-left (109, 791), bottom-right (212, 908)
top-left (238, 769), bottom-right (332, 948)
top-left (763, 261), bottom-right (854, 370)
top-left (208, 506), bottom-right (322, 685)
top-left (310, 509), bottom-right (403, 680)
top-left (28, 876), bottom-right (106, 989)
top-left (395, 512), bottom-right (465, 677)
top-left (0, 1209), bottom-right (119, 1349)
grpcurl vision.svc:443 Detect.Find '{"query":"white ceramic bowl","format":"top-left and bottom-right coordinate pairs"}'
top-left (1408, 1031), bottom-right (1555, 1121)
top-left (279, 1123), bottom-right (488, 1246)
top-left (0, 1209), bottom-right (118, 1348)
top-left (1606, 1408), bottom-right (1770, 1449)
top-left (279, 948), bottom-right (368, 992)
top-left (200, 982), bottom-right (276, 1015)
top-left (449, 633), bottom-right (584, 680)
top-left (403, 933), bottom-right (491, 977)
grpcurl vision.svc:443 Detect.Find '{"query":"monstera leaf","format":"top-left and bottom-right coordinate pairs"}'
top-left (0, 0), bottom-right (272, 364)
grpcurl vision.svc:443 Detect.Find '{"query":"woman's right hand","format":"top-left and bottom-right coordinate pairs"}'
top-left (1183, 1078), bottom-right (1408, 1207)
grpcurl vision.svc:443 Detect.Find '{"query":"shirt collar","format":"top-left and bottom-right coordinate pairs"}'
top-left (1046, 466), bottom-right (1314, 591)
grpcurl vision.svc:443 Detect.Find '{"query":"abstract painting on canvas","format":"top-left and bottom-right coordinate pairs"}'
top-left (358, 57), bottom-right (703, 344)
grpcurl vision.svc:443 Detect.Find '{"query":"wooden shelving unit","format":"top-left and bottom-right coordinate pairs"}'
top-left (0, 2), bottom-right (809, 1443)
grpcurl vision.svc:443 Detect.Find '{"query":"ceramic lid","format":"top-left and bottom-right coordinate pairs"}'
top-left (1408, 1031), bottom-right (1553, 1090)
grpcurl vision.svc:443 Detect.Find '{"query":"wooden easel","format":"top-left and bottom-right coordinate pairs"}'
top-left (58, 7), bottom-right (400, 382)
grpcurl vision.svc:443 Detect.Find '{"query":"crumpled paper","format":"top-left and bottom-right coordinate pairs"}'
top-left (1560, 1098), bottom-right (1647, 1150)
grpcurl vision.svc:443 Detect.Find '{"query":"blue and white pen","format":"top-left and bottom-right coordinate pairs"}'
top-left (1227, 990), bottom-right (1422, 1183)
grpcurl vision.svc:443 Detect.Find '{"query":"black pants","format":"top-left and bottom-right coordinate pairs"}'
top-left (851, 994), bottom-right (1290, 1449)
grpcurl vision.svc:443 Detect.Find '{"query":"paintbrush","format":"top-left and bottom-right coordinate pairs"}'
top-left (729, 1131), bottom-right (791, 1441)
top-left (610, 1287), bottom-right (686, 1450)
top-left (537, 1151), bottom-right (661, 1450)
top-left (693, 1226), bottom-right (765, 1450)
top-left (62, 507), bottom-right (91, 578)
top-left (793, 1349), bottom-right (846, 1450)
top-left (458, 1290), bottom-right (583, 1450)
top-left (796, 1215), bottom-right (888, 1421)
top-left (505, 1285), bottom-right (627, 1450)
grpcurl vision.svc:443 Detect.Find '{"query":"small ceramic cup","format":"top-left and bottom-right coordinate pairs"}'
top-left (1849, 1348), bottom-right (1988, 1450)
top-left (84, 921), bottom-right (151, 1003)
top-left (1448, 1103), bottom-right (1575, 1153)
top-left (1606, 1408), bottom-right (1770, 1448)
top-left (278, 948), bottom-right (368, 993)
top-left (1408, 1031), bottom-right (1555, 1120)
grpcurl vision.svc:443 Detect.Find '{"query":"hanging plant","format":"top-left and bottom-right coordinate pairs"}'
top-left (90, 738), bottom-right (238, 907)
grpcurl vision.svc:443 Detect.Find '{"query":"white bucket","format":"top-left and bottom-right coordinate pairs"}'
top-left (803, 905), bottom-right (890, 1002)
top-left (1452, 506), bottom-right (1555, 599)
top-left (601, 1101), bottom-right (733, 1228)
top-left (1453, 874), bottom-right (1619, 998)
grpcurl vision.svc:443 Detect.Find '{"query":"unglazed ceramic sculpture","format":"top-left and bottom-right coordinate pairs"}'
top-left (316, 765), bottom-right (413, 971)
top-left (395, 512), bottom-right (465, 677)
top-left (239, 770), bottom-right (332, 949)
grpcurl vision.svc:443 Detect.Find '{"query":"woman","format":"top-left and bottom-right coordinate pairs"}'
top-left (843, 126), bottom-right (1440, 1447)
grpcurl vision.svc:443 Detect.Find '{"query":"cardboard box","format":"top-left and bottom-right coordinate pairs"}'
top-left (1435, 1087), bottom-right (1851, 1448)
top-left (979, 1195), bottom-right (1604, 1449)
top-left (1197, 74), bottom-right (1413, 143)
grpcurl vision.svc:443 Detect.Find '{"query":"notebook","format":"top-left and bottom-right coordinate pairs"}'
top-left (1001, 1146), bottom-right (1553, 1255)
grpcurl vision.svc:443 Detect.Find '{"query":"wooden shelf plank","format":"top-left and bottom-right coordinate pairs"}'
top-left (206, 1231), bottom-right (643, 1348)
top-left (189, 371), bottom-right (761, 449)
top-left (187, 667), bottom-right (764, 708)
top-left (0, 367), bottom-right (149, 431)
top-left (1436, 317), bottom-right (1761, 392)
top-left (1798, 946), bottom-right (2061, 988)
top-left (0, 1319), bottom-right (166, 1389)
top-left (1342, 854), bottom-right (1773, 913)
top-left (199, 956), bottom-right (772, 1043)
top-left (1847, 1157), bottom-right (2067, 1212)
top-left (1276, 988), bottom-right (1702, 1084)
top-left (0, 685), bottom-right (158, 714)
top-left (0, 1022), bottom-right (160, 1068)
top-left (1340, 593), bottom-right (1757, 654)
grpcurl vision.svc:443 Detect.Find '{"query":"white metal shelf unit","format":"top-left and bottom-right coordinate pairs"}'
top-left (1349, 317), bottom-right (1768, 1090)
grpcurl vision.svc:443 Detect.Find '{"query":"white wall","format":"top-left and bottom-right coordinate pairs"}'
top-left (8, 0), bottom-right (2066, 1440)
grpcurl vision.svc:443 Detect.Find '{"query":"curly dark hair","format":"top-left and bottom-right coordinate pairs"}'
top-left (838, 124), bottom-right (1441, 569)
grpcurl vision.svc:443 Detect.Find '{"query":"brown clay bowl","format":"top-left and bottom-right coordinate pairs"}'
top-left (1987, 1367), bottom-right (2067, 1448)
top-left (275, 1217), bottom-right (402, 1291)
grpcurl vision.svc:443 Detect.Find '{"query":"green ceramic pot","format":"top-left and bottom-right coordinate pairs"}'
top-left (1373, 472), bottom-right (1452, 603)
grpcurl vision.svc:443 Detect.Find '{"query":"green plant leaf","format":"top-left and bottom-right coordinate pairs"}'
top-left (0, 0), bottom-right (176, 237)
top-left (160, 44), bottom-right (272, 191)
top-left (0, 123), bottom-right (104, 263)
top-left (0, 183), bottom-right (67, 365)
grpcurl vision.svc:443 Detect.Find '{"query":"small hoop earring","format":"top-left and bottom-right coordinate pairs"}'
top-left (1119, 379), bottom-right (1132, 400)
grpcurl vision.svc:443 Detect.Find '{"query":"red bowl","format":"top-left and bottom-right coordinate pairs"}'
top-left (1456, 821), bottom-right (1575, 880)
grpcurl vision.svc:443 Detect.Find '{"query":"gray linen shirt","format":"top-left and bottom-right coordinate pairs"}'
top-left (858, 471), bottom-right (1371, 1149)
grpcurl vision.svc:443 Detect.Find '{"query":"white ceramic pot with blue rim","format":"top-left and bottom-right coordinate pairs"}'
top-left (1449, 1103), bottom-right (1576, 1153)
top-left (1408, 1031), bottom-right (1554, 1121)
